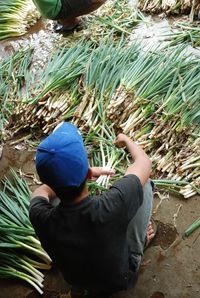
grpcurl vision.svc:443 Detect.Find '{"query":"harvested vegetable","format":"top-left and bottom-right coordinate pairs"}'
top-left (0, 169), bottom-right (51, 294)
top-left (0, 47), bottom-right (33, 140)
top-left (4, 37), bottom-right (200, 198)
top-left (137, 0), bottom-right (200, 16)
top-left (0, 0), bottom-right (40, 40)
top-left (160, 21), bottom-right (200, 47)
top-left (184, 216), bottom-right (200, 236)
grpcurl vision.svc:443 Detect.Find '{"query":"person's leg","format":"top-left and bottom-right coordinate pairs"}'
top-left (71, 286), bottom-right (86, 298)
top-left (55, 0), bottom-right (106, 30)
top-left (127, 179), bottom-right (154, 256)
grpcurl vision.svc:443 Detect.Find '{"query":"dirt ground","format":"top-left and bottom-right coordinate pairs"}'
top-left (0, 144), bottom-right (199, 298)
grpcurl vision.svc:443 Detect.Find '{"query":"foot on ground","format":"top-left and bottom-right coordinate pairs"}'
top-left (145, 219), bottom-right (157, 249)
top-left (53, 17), bottom-right (80, 34)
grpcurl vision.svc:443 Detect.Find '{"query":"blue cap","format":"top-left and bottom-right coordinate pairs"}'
top-left (35, 122), bottom-right (88, 190)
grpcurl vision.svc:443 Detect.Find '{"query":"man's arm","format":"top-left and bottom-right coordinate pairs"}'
top-left (88, 167), bottom-right (115, 180)
top-left (31, 184), bottom-right (56, 202)
top-left (114, 133), bottom-right (152, 186)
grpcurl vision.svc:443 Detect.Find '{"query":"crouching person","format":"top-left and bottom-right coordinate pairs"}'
top-left (32, 0), bottom-right (107, 33)
top-left (29, 122), bottom-right (156, 297)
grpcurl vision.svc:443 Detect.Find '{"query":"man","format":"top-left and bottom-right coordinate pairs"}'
top-left (32, 0), bottom-right (106, 33)
top-left (29, 122), bottom-right (156, 297)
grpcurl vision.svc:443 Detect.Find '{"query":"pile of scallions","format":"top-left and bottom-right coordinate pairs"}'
top-left (0, 169), bottom-right (51, 294)
top-left (0, 47), bottom-right (33, 138)
top-left (0, 0), bottom-right (40, 40)
top-left (5, 35), bottom-right (199, 198)
top-left (137, 0), bottom-right (200, 18)
top-left (160, 21), bottom-right (200, 47)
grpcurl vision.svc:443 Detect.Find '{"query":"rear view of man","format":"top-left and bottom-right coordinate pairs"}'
top-left (32, 0), bottom-right (106, 33)
top-left (29, 122), bottom-right (156, 297)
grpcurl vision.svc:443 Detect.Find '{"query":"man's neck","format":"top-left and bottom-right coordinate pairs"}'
top-left (61, 185), bottom-right (89, 205)
top-left (70, 185), bottom-right (89, 204)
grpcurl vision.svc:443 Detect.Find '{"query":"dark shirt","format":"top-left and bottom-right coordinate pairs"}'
top-left (29, 174), bottom-right (143, 293)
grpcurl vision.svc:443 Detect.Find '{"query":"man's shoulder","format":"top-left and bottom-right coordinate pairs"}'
top-left (29, 196), bottom-right (54, 226)
top-left (29, 196), bottom-right (50, 209)
top-left (110, 174), bottom-right (142, 193)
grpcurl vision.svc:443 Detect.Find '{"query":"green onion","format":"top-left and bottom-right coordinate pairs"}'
top-left (0, 0), bottom-right (40, 41)
top-left (0, 170), bottom-right (52, 294)
top-left (184, 217), bottom-right (200, 237)
top-left (137, 0), bottom-right (200, 16)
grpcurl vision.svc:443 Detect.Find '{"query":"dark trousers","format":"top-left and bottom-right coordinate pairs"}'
top-left (55, 0), bottom-right (106, 20)
top-left (71, 287), bottom-right (112, 298)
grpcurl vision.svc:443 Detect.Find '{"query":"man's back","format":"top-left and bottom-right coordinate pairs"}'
top-left (29, 174), bottom-right (143, 293)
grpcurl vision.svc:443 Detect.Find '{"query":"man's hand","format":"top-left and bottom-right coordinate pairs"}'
top-left (114, 133), bottom-right (152, 186)
top-left (89, 167), bottom-right (115, 180)
top-left (114, 133), bottom-right (130, 148)
top-left (31, 184), bottom-right (56, 201)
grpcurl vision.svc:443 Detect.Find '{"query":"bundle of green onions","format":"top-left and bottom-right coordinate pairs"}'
top-left (4, 36), bottom-right (200, 199)
top-left (137, 0), bottom-right (200, 16)
top-left (153, 179), bottom-right (200, 198)
top-left (0, 47), bottom-right (33, 140)
top-left (73, 38), bottom-right (131, 130)
top-left (25, 40), bottom-right (91, 105)
top-left (0, 0), bottom-right (40, 40)
top-left (88, 125), bottom-right (126, 188)
top-left (160, 21), bottom-right (200, 47)
top-left (0, 169), bottom-right (51, 294)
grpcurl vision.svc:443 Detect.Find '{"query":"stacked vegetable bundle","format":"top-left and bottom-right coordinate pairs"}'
top-left (4, 36), bottom-right (199, 198)
top-left (0, 169), bottom-right (51, 294)
top-left (0, 0), bottom-right (40, 40)
top-left (137, 0), bottom-right (200, 17)
top-left (0, 47), bottom-right (33, 138)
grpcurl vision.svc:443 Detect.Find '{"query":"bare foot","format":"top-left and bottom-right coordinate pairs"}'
top-left (146, 221), bottom-right (156, 246)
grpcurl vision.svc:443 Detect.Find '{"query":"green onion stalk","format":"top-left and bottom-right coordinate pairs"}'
top-left (88, 125), bottom-right (126, 189)
top-left (184, 216), bottom-right (200, 237)
top-left (153, 179), bottom-right (200, 199)
top-left (161, 21), bottom-right (200, 48)
top-left (0, 170), bottom-right (52, 294)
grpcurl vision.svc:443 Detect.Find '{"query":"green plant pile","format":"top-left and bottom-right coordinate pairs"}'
top-left (0, 48), bottom-right (33, 137)
top-left (1, 35), bottom-right (199, 198)
top-left (137, 0), bottom-right (200, 16)
top-left (0, 0), bottom-right (40, 40)
top-left (160, 21), bottom-right (200, 47)
top-left (0, 169), bottom-right (51, 294)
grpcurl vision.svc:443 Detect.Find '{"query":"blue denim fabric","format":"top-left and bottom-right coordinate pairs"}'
top-left (127, 179), bottom-right (154, 268)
